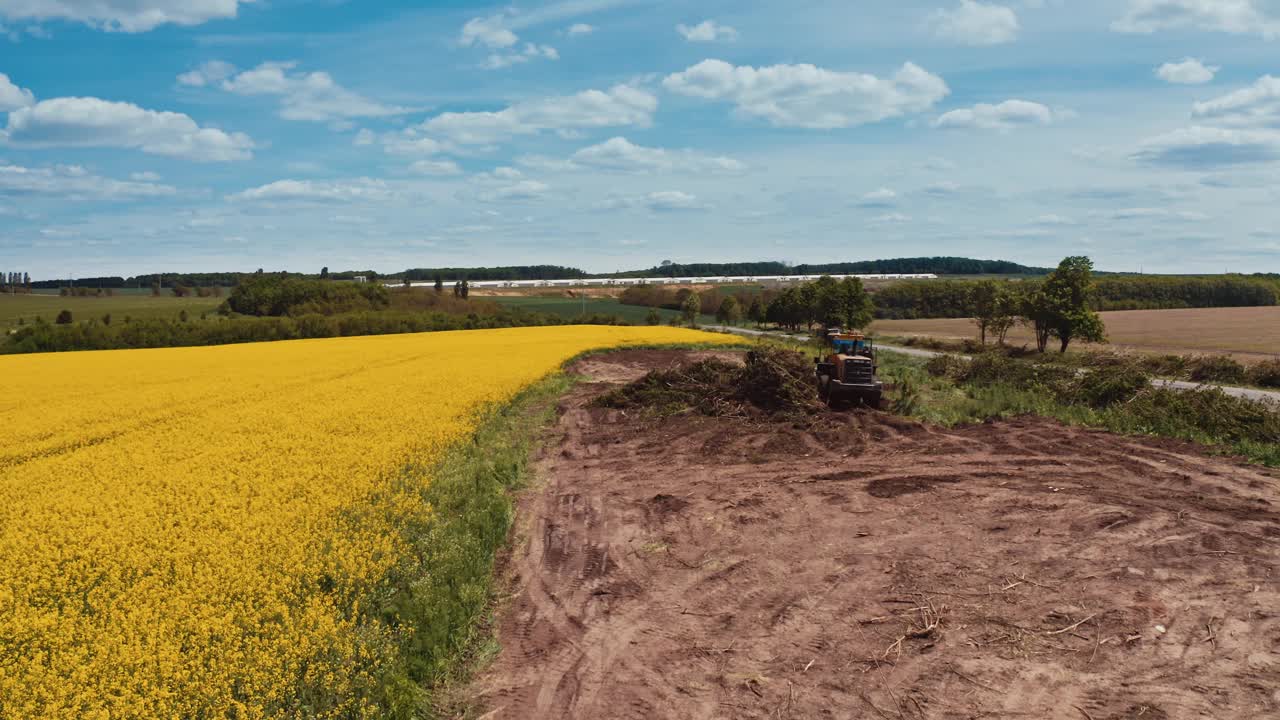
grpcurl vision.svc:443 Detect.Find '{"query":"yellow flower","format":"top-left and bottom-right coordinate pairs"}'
top-left (0, 326), bottom-right (731, 718)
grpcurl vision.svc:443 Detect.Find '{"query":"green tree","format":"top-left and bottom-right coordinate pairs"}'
top-left (747, 297), bottom-right (765, 327)
top-left (970, 280), bottom-right (1016, 345)
top-left (460, 280), bottom-right (470, 299)
top-left (645, 307), bottom-right (662, 325)
top-left (320, 266), bottom-right (330, 280)
top-left (715, 296), bottom-right (742, 325)
top-left (835, 277), bottom-right (875, 330)
top-left (680, 292), bottom-right (702, 327)
top-left (1021, 256), bottom-right (1106, 353)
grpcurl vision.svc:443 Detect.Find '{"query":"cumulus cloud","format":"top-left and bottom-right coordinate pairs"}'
top-left (419, 84), bottom-right (657, 145)
top-left (568, 136), bottom-right (745, 173)
top-left (676, 20), bottom-right (737, 42)
top-left (129, 171), bottom-right (161, 182)
top-left (1156, 58), bottom-right (1218, 84)
top-left (459, 11), bottom-right (558, 69)
top-left (0, 162), bottom-right (176, 198)
top-left (482, 42), bottom-right (558, 70)
top-left (409, 159), bottom-right (461, 176)
top-left (176, 60), bottom-right (236, 87)
top-left (858, 188), bottom-right (898, 207)
top-left (870, 212), bottom-right (912, 224)
top-left (213, 61), bottom-right (409, 123)
top-left (478, 179), bottom-right (550, 202)
top-left (663, 59), bottom-right (948, 129)
top-left (643, 190), bottom-right (705, 211)
top-left (927, 1), bottom-right (1019, 45)
top-left (934, 99), bottom-right (1053, 130)
top-left (0, 0), bottom-right (251, 33)
top-left (1192, 75), bottom-right (1280, 127)
top-left (2, 97), bottom-right (254, 161)
top-left (228, 178), bottom-right (393, 202)
top-left (1130, 125), bottom-right (1280, 168)
top-left (1113, 0), bottom-right (1280, 39)
top-left (459, 13), bottom-right (519, 48)
top-left (0, 72), bottom-right (34, 111)
top-left (567, 23), bottom-right (594, 35)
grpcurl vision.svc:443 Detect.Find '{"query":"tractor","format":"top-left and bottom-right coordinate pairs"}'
top-left (815, 332), bottom-right (884, 408)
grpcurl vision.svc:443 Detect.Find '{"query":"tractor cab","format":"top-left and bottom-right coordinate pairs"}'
top-left (815, 332), bottom-right (884, 407)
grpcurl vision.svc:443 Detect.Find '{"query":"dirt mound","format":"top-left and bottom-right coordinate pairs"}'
top-left (596, 346), bottom-right (821, 419)
top-left (470, 349), bottom-right (1280, 720)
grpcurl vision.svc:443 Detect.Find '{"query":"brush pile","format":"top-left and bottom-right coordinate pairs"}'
top-left (597, 347), bottom-right (821, 419)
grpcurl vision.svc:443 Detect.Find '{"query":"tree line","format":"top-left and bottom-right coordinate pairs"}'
top-left (617, 256), bottom-right (1053, 278)
top-left (873, 274), bottom-right (1277, 319)
top-left (2, 272), bottom-right (32, 292)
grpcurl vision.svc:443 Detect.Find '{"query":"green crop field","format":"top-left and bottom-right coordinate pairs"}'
top-left (0, 293), bottom-right (225, 330)
top-left (489, 296), bottom-right (716, 324)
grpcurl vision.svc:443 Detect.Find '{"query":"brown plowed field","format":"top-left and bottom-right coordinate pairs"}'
top-left (469, 350), bottom-right (1280, 720)
top-left (871, 306), bottom-right (1280, 362)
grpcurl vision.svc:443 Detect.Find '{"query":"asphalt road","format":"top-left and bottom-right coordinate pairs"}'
top-left (706, 325), bottom-right (1280, 405)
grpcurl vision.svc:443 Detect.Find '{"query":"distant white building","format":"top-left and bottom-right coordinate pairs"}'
top-left (352, 275), bottom-right (368, 283)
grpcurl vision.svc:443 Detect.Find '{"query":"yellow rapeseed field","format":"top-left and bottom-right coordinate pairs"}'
top-left (0, 325), bottom-right (732, 719)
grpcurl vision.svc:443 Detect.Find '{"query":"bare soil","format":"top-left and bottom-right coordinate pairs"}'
top-left (469, 350), bottom-right (1280, 719)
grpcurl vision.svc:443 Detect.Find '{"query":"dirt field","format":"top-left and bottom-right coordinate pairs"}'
top-left (872, 306), bottom-right (1280, 361)
top-left (470, 350), bottom-right (1280, 719)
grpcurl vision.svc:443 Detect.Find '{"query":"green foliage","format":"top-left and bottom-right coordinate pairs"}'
top-left (3, 308), bottom-right (630, 354)
top-left (970, 279), bottom-right (1017, 344)
top-left (1069, 363), bottom-right (1150, 408)
top-left (715, 296), bottom-right (742, 325)
top-left (55, 310), bottom-right (73, 325)
top-left (377, 372), bottom-right (574, 715)
top-left (1247, 360), bottom-right (1280, 388)
top-left (1021, 256), bottom-right (1105, 353)
top-left (224, 276), bottom-right (391, 317)
top-left (1106, 386), bottom-right (1280, 446)
top-left (1092, 275), bottom-right (1277, 310)
top-left (681, 292), bottom-right (702, 326)
top-left (645, 307), bottom-right (662, 326)
top-left (923, 353), bottom-right (968, 380)
top-left (747, 297), bottom-right (765, 326)
top-left (1188, 355), bottom-right (1247, 384)
top-left (400, 265), bottom-right (588, 282)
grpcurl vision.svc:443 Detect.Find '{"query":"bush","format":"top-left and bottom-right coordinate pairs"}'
top-left (1188, 355), bottom-right (1247, 384)
top-left (1068, 364), bottom-right (1151, 408)
top-left (924, 353), bottom-right (968, 379)
top-left (55, 310), bottom-right (73, 325)
top-left (1247, 359), bottom-right (1280, 388)
top-left (1110, 386), bottom-right (1280, 445)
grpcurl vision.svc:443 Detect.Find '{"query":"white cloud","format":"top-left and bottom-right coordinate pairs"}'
top-left (408, 159), bottom-right (461, 176)
top-left (0, 162), bottom-right (176, 198)
top-left (923, 180), bottom-right (963, 195)
top-left (1156, 58), bottom-right (1218, 84)
top-left (927, 1), bottom-right (1020, 45)
top-left (2, 97), bottom-right (254, 161)
top-left (176, 60), bottom-right (236, 87)
top-left (568, 136), bottom-right (746, 173)
top-left (643, 190), bottom-right (705, 211)
top-left (491, 166), bottom-right (523, 179)
top-left (1034, 214), bottom-right (1075, 225)
top-left (1192, 75), bottom-right (1280, 127)
top-left (1113, 0), bottom-right (1280, 39)
top-left (215, 61), bottom-right (408, 123)
top-left (870, 212), bottom-right (912, 224)
top-left (129, 171), bottom-right (161, 182)
top-left (934, 99), bottom-right (1053, 130)
top-left (663, 59), bottom-right (948, 129)
top-left (0, 72), bottom-right (34, 111)
top-left (354, 128), bottom-right (376, 146)
top-left (478, 179), bottom-right (550, 202)
top-left (1110, 207), bottom-right (1211, 220)
top-left (676, 19), bottom-right (738, 42)
top-left (1130, 125), bottom-right (1280, 168)
top-left (482, 42), bottom-right (559, 70)
top-left (567, 22), bottom-right (594, 35)
top-left (858, 187), bottom-right (898, 207)
top-left (459, 13), bottom-right (519, 48)
top-left (0, 0), bottom-right (251, 33)
top-left (420, 84), bottom-right (657, 145)
top-left (229, 178), bottom-right (393, 203)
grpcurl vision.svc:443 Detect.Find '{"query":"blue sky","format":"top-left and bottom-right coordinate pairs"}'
top-left (2, 0), bottom-right (1280, 279)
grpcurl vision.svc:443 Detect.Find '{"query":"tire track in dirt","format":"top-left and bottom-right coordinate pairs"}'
top-left (471, 350), bottom-right (1280, 719)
